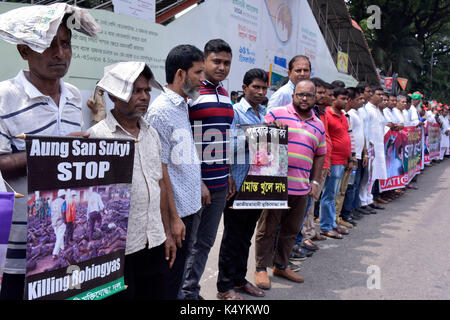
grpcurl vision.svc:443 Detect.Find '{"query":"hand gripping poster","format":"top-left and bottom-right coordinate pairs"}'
top-left (24, 135), bottom-right (134, 300)
top-left (232, 125), bottom-right (288, 209)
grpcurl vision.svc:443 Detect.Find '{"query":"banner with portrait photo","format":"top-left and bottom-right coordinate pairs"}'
top-left (425, 122), bottom-right (441, 164)
top-left (24, 135), bottom-right (134, 300)
top-left (380, 126), bottom-right (422, 192)
top-left (232, 125), bottom-right (288, 209)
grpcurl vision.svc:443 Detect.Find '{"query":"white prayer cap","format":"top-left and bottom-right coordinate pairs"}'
top-left (0, 3), bottom-right (100, 53)
top-left (57, 189), bottom-right (66, 198)
top-left (96, 61), bottom-right (163, 103)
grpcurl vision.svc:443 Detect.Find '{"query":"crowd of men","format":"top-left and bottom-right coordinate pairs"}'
top-left (0, 4), bottom-right (449, 301)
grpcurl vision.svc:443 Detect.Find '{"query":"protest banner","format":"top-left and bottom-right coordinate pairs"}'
top-left (0, 190), bottom-right (14, 291)
top-left (232, 125), bottom-right (288, 209)
top-left (425, 122), bottom-right (441, 164)
top-left (380, 126), bottom-right (422, 191)
top-left (24, 135), bottom-right (134, 300)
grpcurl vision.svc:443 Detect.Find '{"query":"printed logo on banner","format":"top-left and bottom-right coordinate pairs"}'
top-left (264, 0), bottom-right (293, 44)
top-left (24, 136), bottom-right (134, 300)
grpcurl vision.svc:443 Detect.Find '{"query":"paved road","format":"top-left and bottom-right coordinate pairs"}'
top-left (198, 160), bottom-right (450, 300)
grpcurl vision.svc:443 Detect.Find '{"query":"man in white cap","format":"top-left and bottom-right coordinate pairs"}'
top-left (50, 189), bottom-right (67, 259)
top-left (0, 4), bottom-right (99, 300)
top-left (88, 61), bottom-right (176, 300)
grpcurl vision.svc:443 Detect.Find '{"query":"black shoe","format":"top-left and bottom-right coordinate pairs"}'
top-left (288, 261), bottom-right (301, 272)
top-left (356, 207), bottom-right (371, 215)
top-left (369, 203), bottom-right (385, 210)
top-left (342, 216), bottom-right (357, 226)
top-left (290, 249), bottom-right (307, 261)
top-left (351, 212), bottom-right (363, 220)
top-left (297, 246), bottom-right (314, 257)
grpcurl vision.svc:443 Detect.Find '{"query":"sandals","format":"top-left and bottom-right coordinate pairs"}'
top-left (334, 226), bottom-right (349, 235)
top-left (312, 234), bottom-right (327, 241)
top-left (320, 230), bottom-right (342, 239)
top-left (234, 282), bottom-right (265, 297)
top-left (217, 289), bottom-right (244, 300)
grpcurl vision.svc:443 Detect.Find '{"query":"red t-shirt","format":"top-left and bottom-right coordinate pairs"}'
top-left (326, 107), bottom-right (351, 165)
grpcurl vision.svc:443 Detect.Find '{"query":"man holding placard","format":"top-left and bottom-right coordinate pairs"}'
top-left (0, 4), bottom-right (99, 300)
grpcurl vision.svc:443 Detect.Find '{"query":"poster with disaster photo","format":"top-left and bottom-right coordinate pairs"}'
top-left (24, 135), bottom-right (134, 300)
top-left (232, 124), bottom-right (289, 209)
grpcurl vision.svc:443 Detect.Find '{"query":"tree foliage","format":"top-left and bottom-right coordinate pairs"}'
top-left (347, 0), bottom-right (450, 103)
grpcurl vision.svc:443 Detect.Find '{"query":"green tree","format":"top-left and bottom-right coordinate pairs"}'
top-left (347, 0), bottom-right (450, 103)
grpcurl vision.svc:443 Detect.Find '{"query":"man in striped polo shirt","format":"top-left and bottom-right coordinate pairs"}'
top-left (182, 39), bottom-right (235, 300)
top-left (254, 79), bottom-right (326, 288)
top-left (0, 7), bottom-right (99, 300)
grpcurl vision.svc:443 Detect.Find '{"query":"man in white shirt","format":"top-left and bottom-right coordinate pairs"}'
top-left (403, 95), bottom-right (420, 127)
top-left (395, 95), bottom-right (407, 124)
top-left (341, 87), bottom-right (367, 224)
top-left (266, 55), bottom-right (311, 113)
top-left (88, 61), bottom-right (175, 300)
top-left (360, 87), bottom-right (387, 211)
top-left (50, 189), bottom-right (67, 259)
top-left (86, 187), bottom-right (105, 242)
top-left (0, 7), bottom-right (98, 300)
top-left (438, 107), bottom-right (450, 160)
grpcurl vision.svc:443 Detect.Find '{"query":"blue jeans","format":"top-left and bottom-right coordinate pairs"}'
top-left (320, 165), bottom-right (345, 231)
top-left (181, 188), bottom-right (227, 299)
top-left (294, 196), bottom-right (312, 247)
top-left (342, 160), bottom-right (362, 218)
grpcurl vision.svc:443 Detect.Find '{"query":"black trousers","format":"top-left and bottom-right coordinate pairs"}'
top-left (0, 273), bottom-right (25, 300)
top-left (109, 243), bottom-right (169, 300)
top-left (166, 213), bottom-right (197, 299)
top-left (216, 196), bottom-right (262, 293)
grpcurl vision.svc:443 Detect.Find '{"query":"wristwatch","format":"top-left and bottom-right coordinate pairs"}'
top-left (311, 180), bottom-right (320, 187)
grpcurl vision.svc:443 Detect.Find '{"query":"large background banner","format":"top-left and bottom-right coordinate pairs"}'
top-left (0, 0), bottom-right (358, 130)
top-left (380, 126), bottom-right (422, 192)
top-left (233, 125), bottom-right (288, 209)
top-left (24, 136), bottom-right (134, 300)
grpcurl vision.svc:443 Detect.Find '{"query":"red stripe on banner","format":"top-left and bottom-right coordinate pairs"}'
top-left (379, 175), bottom-right (408, 192)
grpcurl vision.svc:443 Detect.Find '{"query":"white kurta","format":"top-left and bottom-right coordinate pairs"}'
top-left (425, 110), bottom-right (436, 124)
top-left (393, 107), bottom-right (405, 124)
top-left (365, 102), bottom-right (387, 180)
top-left (440, 115), bottom-right (450, 149)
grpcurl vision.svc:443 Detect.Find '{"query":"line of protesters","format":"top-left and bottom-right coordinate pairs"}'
top-left (0, 4), bottom-right (449, 301)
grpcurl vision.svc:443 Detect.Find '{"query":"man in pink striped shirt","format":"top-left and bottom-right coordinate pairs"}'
top-left (254, 79), bottom-right (326, 289)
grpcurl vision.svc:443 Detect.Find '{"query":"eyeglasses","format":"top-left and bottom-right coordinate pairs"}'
top-left (294, 92), bottom-right (315, 99)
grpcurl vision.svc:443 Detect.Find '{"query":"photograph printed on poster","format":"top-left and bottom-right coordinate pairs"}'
top-left (26, 184), bottom-right (130, 277)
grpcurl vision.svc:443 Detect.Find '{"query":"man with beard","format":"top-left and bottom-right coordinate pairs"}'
top-left (0, 5), bottom-right (99, 300)
top-left (146, 45), bottom-right (206, 299)
top-left (291, 78), bottom-right (331, 263)
top-left (267, 55), bottom-right (311, 113)
top-left (254, 79), bottom-right (325, 289)
top-left (182, 39), bottom-right (235, 300)
top-left (89, 61), bottom-right (175, 300)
